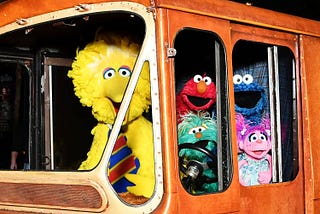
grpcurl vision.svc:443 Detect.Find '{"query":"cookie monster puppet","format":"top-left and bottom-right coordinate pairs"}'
top-left (68, 31), bottom-right (154, 199)
top-left (176, 74), bottom-right (216, 123)
top-left (178, 111), bottom-right (218, 194)
top-left (233, 72), bottom-right (267, 125)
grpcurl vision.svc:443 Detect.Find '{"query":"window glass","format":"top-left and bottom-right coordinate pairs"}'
top-left (174, 28), bottom-right (231, 194)
top-left (0, 60), bottom-right (30, 170)
top-left (232, 41), bottom-right (298, 186)
top-left (0, 9), bottom-right (156, 178)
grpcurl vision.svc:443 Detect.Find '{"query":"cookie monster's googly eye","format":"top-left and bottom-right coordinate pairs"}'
top-left (233, 74), bottom-right (242, 84)
top-left (242, 74), bottom-right (253, 84)
top-left (193, 74), bottom-right (202, 83)
top-left (118, 66), bottom-right (131, 77)
top-left (103, 68), bottom-right (115, 79)
top-left (203, 76), bottom-right (212, 85)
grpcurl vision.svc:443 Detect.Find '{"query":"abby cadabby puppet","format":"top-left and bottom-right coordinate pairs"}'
top-left (178, 111), bottom-right (218, 194)
top-left (236, 113), bottom-right (272, 186)
top-left (176, 74), bottom-right (216, 123)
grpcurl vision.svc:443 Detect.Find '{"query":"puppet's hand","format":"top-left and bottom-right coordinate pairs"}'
top-left (125, 174), bottom-right (155, 198)
top-left (258, 171), bottom-right (272, 184)
top-left (238, 159), bottom-right (248, 169)
top-left (238, 159), bottom-right (249, 186)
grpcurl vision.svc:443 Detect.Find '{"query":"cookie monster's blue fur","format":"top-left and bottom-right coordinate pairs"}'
top-left (234, 81), bottom-right (267, 124)
top-left (233, 62), bottom-right (269, 125)
top-left (178, 111), bottom-right (218, 193)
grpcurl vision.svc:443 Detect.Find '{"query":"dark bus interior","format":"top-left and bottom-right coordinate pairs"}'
top-left (0, 12), bottom-right (146, 170)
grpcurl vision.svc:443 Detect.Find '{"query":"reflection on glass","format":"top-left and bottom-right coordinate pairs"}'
top-left (0, 62), bottom-right (29, 170)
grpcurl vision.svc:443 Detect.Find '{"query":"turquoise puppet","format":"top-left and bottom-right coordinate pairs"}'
top-left (178, 111), bottom-right (218, 194)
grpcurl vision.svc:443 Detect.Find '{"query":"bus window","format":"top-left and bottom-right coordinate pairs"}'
top-left (41, 56), bottom-right (95, 170)
top-left (0, 60), bottom-right (30, 170)
top-left (232, 41), bottom-right (298, 185)
top-left (174, 28), bottom-right (232, 194)
top-left (0, 7), bottom-right (162, 205)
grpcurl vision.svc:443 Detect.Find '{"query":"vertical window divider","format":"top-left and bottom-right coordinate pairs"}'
top-left (215, 40), bottom-right (223, 191)
top-left (48, 65), bottom-right (55, 170)
top-left (268, 46), bottom-right (283, 183)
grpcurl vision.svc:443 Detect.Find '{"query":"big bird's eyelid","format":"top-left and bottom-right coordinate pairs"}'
top-left (119, 65), bottom-right (131, 71)
top-left (118, 65), bottom-right (132, 77)
top-left (103, 67), bottom-right (116, 79)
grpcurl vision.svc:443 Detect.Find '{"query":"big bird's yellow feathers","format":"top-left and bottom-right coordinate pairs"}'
top-left (68, 32), bottom-right (154, 198)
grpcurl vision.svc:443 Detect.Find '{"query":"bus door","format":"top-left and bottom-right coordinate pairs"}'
top-left (41, 54), bottom-right (94, 170)
top-left (159, 8), bottom-right (239, 213)
top-left (231, 23), bottom-right (303, 212)
top-left (299, 35), bottom-right (320, 212)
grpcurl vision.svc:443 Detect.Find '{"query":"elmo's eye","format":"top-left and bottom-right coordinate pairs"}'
top-left (118, 66), bottom-right (131, 77)
top-left (193, 74), bottom-right (202, 83)
top-left (243, 74), bottom-right (253, 84)
top-left (203, 76), bottom-right (212, 85)
top-left (103, 68), bottom-right (115, 79)
top-left (233, 74), bottom-right (242, 84)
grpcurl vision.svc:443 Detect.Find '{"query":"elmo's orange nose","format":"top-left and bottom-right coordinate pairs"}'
top-left (197, 81), bottom-right (207, 94)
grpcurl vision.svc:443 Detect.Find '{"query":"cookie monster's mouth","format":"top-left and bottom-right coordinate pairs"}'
top-left (187, 95), bottom-right (212, 107)
top-left (234, 91), bottom-right (261, 108)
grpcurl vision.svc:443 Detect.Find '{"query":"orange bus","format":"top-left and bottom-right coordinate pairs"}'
top-left (0, 0), bottom-right (319, 213)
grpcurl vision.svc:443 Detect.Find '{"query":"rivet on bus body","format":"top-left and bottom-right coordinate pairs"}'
top-left (16, 18), bottom-right (28, 26)
top-left (75, 4), bottom-right (92, 12)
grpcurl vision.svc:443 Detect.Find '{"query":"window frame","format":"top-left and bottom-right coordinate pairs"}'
top-left (231, 22), bottom-right (302, 185)
top-left (0, 2), bottom-right (163, 213)
top-left (173, 27), bottom-right (232, 194)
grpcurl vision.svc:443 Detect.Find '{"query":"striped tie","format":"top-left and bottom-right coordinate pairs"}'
top-left (108, 134), bottom-right (140, 193)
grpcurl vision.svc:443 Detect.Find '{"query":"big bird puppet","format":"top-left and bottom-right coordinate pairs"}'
top-left (68, 31), bottom-right (154, 199)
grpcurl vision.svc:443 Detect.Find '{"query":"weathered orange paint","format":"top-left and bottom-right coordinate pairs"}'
top-left (0, 0), bottom-right (320, 213)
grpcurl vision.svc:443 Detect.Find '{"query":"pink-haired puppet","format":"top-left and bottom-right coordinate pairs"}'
top-left (236, 113), bottom-right (272, 186)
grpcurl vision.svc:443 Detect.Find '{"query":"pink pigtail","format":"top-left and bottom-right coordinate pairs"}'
top-left (235, 113), bottom-right (248, 152)
top-left (261, 114), bottom-right (271, 137)
top-left (236, 113), bottom-right (247, 137)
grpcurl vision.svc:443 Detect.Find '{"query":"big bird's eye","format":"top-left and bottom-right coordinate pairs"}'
top-left (203, 76), bottom-right (212, 85)
top-left (118, 66), bottom-right (131, 77)
top-left (233, 74), bottom-right (242, 84)
top-left (248, 133), bottom-right (258, 142)
top-left (103, 68), bottom-right (115, 79)
top-left (242, 74), bottom-right (253, 84)
top-left (193, 74), bottom-right (202, 83)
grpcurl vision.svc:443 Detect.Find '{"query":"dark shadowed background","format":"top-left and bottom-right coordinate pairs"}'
top-left (232, 0), bottom-right (320, 21)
